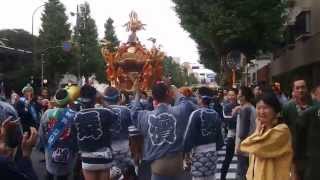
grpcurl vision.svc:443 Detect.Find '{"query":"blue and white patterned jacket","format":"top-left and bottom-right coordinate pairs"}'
top-left (108, 105), bottom-right (132, 151)
top-left (131, 96), bottom-right (195, 162)
top-left (184, 107), bottom-right (223, 152)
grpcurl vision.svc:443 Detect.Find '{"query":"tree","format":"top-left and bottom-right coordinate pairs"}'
top-left (74, 2), bottom-right (105, 82)
top-left (163, 56), bottom-right (198, 87)
top-left (0, 29), bottom-right (35, 93)
top-left (39, 0), bottom-right (72, 87)
top-left (0, 29), bottom-right (34, 51)
top-left (104, 17), bottom-right (120, 52)
top-left (173, 0), bottom-right (286, 76)
top-left (197, 40), bottom-right (219, 72)
top-left (182, 65), bottom-right (198, 86)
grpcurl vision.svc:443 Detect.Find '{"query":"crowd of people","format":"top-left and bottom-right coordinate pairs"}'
top-left (0, 77), bottom-right (319, 180)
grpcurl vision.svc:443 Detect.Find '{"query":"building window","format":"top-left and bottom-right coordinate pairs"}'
top-left (295, 11), bottom-right (311, 39)
top-left (285, 25), bottom-right (296, 45)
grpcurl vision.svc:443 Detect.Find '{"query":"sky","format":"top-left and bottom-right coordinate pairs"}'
top-left (0, 0), bottom-right (199, 63)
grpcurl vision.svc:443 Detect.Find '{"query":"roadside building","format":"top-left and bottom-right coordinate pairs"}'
top-left (271, 0), bottom-right (320, 91)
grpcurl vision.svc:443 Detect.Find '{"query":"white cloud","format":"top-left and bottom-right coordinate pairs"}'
top-left (0, 0), bottom-right (199, 63)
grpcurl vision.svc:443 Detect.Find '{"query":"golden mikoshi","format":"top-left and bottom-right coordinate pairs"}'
top-left (101, 11), bottom-right (165, 91)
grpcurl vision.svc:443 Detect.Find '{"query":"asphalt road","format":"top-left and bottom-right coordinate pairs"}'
top-left (31, 149), bottom-right (47, 180)
top-left (30, 146), bottom-right (236, 180)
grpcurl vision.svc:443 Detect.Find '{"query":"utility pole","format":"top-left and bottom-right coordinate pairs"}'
top-left (81, 4), bottom-right (88, 73)
top-left (39, 45), bottom-right (68, 88)
top-left (71, 3), bottom-right (89, 82)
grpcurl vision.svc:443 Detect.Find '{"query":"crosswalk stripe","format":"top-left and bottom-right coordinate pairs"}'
top-left (215, 173), bottom-right (237, 180)
top-left (215, 146), bottom-right (238, 180)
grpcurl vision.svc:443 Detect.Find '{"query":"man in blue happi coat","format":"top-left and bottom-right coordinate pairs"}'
top-left (184, 86), bottom-right (223, 180)
top-left (131, 82), bottom-right (195, 180)
top-left (102, 86), bottom-right (137, 179)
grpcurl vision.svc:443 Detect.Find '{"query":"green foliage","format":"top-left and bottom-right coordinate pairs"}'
top-left (0, 29), bottom-right (36, 92)
top-left (186, 71), bottom-right (199, 85)
top-left (163, 57), bottom-right (198, 87)
top-left (0, 29), bottom-right (34, 51)
top-left (173, 0), bottom-right (286, 70)
top-left (39, 0), bottom-right (72, 86)
top-left (3, 60), bottom-right (34, 94)
top-left (73, 2), bottom-right (105, 82)
top-left (104, 17), bottom-right (120, 52)
top-left (197, 40), bottom-right (220, 72)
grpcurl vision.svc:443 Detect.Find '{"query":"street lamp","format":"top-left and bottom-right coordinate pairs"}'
top-left (32, 3), bottom-right (46, 38)
top-left (31, 3), bottom-right (47, 66)
top-left (31, 2), bottom-right (60, 70)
